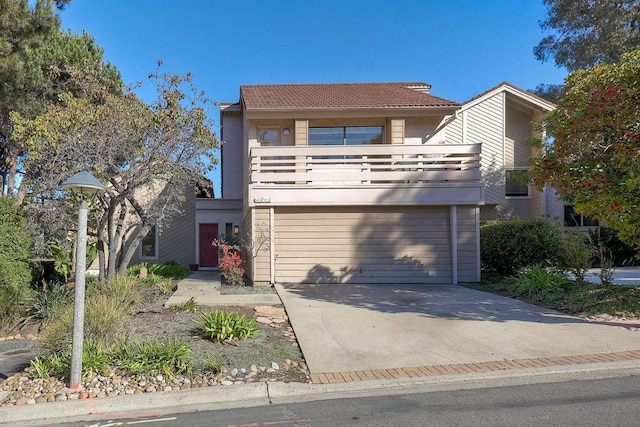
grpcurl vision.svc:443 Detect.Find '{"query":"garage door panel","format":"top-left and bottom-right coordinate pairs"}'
top-left (274, 206), bottom-right (452, 284)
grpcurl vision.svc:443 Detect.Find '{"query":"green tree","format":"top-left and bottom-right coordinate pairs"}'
top-left (0, 196), bottom-right (34, 329)
top-left (14, 66), bottom-right (217, 279)
top-left (535, 0), bottom-right (640, 71)
top-left (530, 50), bottom-right (640, 248)
top-left (0, 0), bottom-right (120, 202)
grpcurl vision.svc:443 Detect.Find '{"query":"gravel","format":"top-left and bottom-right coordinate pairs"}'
top-left (0, 285), bottom-right (310, 406)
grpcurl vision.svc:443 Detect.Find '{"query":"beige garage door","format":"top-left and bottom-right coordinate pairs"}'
top-left (273, 206), bottom-right (452, 284)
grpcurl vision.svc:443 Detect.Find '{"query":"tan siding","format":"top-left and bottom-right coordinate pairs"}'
top-left (274, 206), bottom-right (452, 284)
top-left (294, 120), bottom-right (308, 146)
top-left (388, 118), bottom-right (405, 144)
top-left (456, 207), bottom-right (479, 282)
top-left (253, 208), bottom-right (271, 284)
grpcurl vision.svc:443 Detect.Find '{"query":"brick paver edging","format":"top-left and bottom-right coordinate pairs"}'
top-left (309, 350), bottom-right (640, 384)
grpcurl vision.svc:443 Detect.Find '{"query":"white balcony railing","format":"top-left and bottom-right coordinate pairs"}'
top-left (248, 143), bottom-right (483, 206)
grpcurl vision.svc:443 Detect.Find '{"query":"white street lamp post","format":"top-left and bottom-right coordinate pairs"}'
top-left (61, 171), bottom-right (106, 390)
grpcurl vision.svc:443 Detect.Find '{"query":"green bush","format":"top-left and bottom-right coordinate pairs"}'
top-left (30, 283), bottom-right (72, 324)
top-left (505, 265), bottom-right (572, 299)
top-left (556, 231), bottom-right (593, 282)
top-left (0, 198), bottom-right (35, 329)
top-left (194, 310), bottom-right (259, 345)
top-left (111, 338), bottom-right (192, 377)
top-left (480, 220), bottom-right (562, 275)
top-left (127, 261), bottom-right (189, 279)
top-left (38, 291), bottom-right (130, 355)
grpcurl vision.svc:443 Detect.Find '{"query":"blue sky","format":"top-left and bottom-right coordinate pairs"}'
top-left (58, 0), bottom-right (566, 194)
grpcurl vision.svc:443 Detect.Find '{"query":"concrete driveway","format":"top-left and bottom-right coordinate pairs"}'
top-left (276, 283), bottom-right (640, 374)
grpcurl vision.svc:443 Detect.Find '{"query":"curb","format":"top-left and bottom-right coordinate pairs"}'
top-left (2, 359), bottom-right (640, 425)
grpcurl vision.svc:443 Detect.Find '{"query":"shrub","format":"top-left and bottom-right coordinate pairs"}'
top-left (127, 261), bottom-right (190, 279)
top-left (30, 283), bottom-right (72, 324)
top-left (169, 296), bottom-right (198, 312)
top-left (201, 353), bottom-right (224, 374)
top-left (218, 243), bottom-right (245, 286)
top-left (505, 265), bottom-right (571, 299)
top-left (89, 275), bottom-right (139, 309)
top-left (194, 310), bottom-right (259, 345)
top-left (39, 292), bottom-right (130, 355)
top-left (111, 338), bottom-right (192, 377)
top-left (480, 220), bottom-right (562, 275)
top-left (556, 231), bottom-right (593, 282)
top-left (0, 198), bottom-right (35, 329)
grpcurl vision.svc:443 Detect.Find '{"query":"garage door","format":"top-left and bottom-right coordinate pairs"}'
top-left (273, 206), bottom-right (452, 284)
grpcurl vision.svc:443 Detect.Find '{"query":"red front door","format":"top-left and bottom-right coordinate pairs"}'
top-left (199, 223), bottom-right (218, 268)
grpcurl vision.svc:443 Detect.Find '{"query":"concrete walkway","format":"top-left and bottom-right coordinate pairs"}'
top-left (276, 282), bottom-right (640, 383)
top-left (163, 270), bottom-right (281, 307)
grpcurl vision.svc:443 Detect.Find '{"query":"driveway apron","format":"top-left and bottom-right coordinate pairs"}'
top-left (276, 283), bottom-right (640, 374)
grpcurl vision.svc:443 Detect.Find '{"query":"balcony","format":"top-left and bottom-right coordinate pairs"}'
top-left (248, 144), bottom-right (483, 207)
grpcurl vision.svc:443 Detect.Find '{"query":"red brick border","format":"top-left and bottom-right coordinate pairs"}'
top-left (309, 349), bottom-right (640, 384)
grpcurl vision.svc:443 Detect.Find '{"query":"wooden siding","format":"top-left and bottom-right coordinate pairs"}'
top-left (273, 206), bottom-right (453, 284)
top-left (220, 110), bottom-right (244, 199)
top-left (295, 120), bottom-right (308, 146)
top-left (505, 105), bottom-right (534, 168)
top-left (466, 93), bottom-right (505, 204)
top-left (388, 118), bottom-right (405, 144)
top-left (456, 206), bottom-right (479, 282)
top-left (253, 208), bottom-right (272, 285)
top-left (128, 187), bottom-right (196, 267)
top-left (243, 210), bottom-right (254, 282)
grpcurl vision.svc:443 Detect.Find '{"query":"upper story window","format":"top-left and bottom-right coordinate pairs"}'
top-left (505, 169), bottom-right (530, 197)
top-left (564, 205), bottom-right (599, 227)
top-left (309, 126), bottom-right (384, 145)
top-left (258, 129), bottom-right (280, 146)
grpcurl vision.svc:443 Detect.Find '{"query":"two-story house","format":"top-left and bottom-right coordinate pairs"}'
top-left (143, 81), bottom-right (556, 285)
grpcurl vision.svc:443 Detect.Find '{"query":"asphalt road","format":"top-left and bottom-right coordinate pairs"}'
top-left (0, 340), bottom-right (34, 380)
top-left (59, 374), bottom-right (640, 427)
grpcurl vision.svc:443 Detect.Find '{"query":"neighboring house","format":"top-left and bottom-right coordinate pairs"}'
top-left (432, 82), bottom-right (557, 222)
top-left (144, 81), bottom-right (564, 284)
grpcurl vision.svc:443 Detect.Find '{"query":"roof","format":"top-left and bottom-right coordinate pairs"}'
top-left (240, 82), bottom-right (459, 110)
top-left (462, 81), bottom-right (556, 112)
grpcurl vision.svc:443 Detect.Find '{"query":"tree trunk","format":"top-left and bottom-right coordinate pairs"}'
top-left (117, 223), bottom-right (150, 277)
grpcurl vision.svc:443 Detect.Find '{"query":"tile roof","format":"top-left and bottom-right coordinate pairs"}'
top-left (240, 82), bottom-right (459, 110)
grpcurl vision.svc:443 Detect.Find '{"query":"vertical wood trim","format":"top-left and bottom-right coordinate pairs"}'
top-left (270, 207), bottom-right (275, 284)
top-left (450, 205), bottom-right (458, 285)
top-left (475, 206), bottom-right (481, 282)
top-left (295, 120), bottom-right (308, 146)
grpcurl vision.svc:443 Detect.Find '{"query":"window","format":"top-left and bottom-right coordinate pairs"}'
top-left (308, 126), bottom-right (384, 146)
top-left (505, 169), bottom-right (529, 197)
top-left (258, 129), bottom-right (280, 146)
top-left (564, 205), bottom-right (599, 227)
top-left (140, 225), bottom-right (158, 258)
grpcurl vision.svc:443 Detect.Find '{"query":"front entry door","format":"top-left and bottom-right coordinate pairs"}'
top-left (199, 223), bottom-right (218, 268)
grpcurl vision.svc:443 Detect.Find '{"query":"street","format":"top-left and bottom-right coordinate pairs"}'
top-left (62, 374), bottom-right (640, 427)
